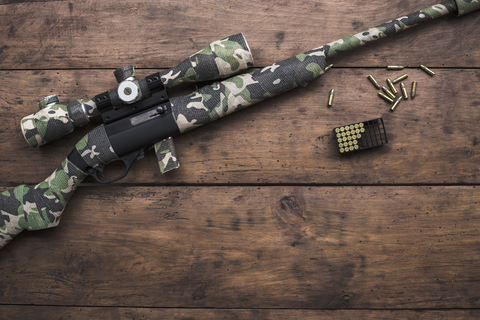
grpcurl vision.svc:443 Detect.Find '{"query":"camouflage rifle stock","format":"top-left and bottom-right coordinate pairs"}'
top-left (1, 0), bottom-right (479, 249)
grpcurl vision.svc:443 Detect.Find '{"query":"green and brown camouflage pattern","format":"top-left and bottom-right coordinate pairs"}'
top-left (325, 1), bottom-right (457, 58)
top-left (0, 158), bottom-right (87, 248)
top-left (74, 125), bottom-right (119, 170)
top-left (170, 48), bottom-right (327, 133)
top-left (21, 98), bottom-right (98, 147)
top-left (159, 33), bottom-right (254, 89)
top-left (154, 137), bottom-right (179, 174)
top-left (0, 124), bottom-right (119, 248)
top-left (454, 0), bottom-right (480, 15)
top-left (21, 34), bottom-right (253, 148)
top-left (5, 2), bottom-right (480, 249)
top-left (21, 103), bottom-right (74, 147)
top-left (168, 0), bottom-right (479, 132)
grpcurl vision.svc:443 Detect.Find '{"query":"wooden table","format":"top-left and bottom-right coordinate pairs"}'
top-left (1, 0), bottom-right (480, 318)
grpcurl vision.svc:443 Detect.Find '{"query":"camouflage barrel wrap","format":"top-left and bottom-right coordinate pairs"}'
top-left (21, 98), bottom-right (97, 148)
top-left (324, 1), bottom-right (458, 58)
top-left (170, 47), bottom-right (327, 133)
top-left (168, 0), bottom-right (479, 132)
top-left (0, 159), bottom-right (87, 248)
top-left (159, 33), bottom-right (254, 89)
top-left (454, 0), bottom-right (480, 15)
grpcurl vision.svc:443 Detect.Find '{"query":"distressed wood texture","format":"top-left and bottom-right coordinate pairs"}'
top-left (0, 0), bottom-right (479, 69)
top-left (1, 0), bottom-right (480, 318)
top-left (1, 186), bottom-right (480, 309)
top-left (1, 306), bottom-right (480, 320)
top-left (1, 68), bottom-right (480, 185)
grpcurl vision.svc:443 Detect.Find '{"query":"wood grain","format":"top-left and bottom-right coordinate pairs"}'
top-left (0, 0), bottom-right (479, 69)
top-left (1, 186), bottom-right (479, 309)
top-left (1, 0), bottom-right (480, 316)
top-left (1, 306), bottom-right (480, 320)
top-left (1, 68), bottom-right (479, 185)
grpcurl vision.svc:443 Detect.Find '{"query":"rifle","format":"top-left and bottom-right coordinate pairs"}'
top-left (1, 0), bottom-right (479, 248)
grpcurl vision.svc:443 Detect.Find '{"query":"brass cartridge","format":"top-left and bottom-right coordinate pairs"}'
top-left (368, 75), bottom-right (381, 89)
top-left (387, 66), bottom-right (404, 70)
top-left (400, 83), bottom-right (408, 99)
top-left (379, 92), bottom-right (394, 103)
top-left (328, 89), bottom-right (335, 106)
top-left (387, 79), bottom-right (397, 94)
top-left (390, 96), bottom-right (402, 111)
top-left (411, 81), bottom-right (417, 99)
top-left (420, 65), bottom-right (435, 76)
top-left (325, 64), bottom-right (334, 72)
top-left (382, 86), bottom-right (396, 100)
top-left (392, 73), bottom-right (408, 84)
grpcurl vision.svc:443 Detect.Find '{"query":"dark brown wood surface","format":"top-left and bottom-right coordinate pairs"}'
top-left (1, 0), bottom-right (480, 319)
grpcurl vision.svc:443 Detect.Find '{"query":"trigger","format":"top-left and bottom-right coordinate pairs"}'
top-left (136, 150), bottom-right (145, 160)
top-left (86, 148), bottom-right (144, 184)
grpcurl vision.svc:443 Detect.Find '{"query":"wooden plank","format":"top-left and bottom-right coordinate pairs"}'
top-left (0, 0), bottom-right (62, 5)
top-left (1, 186), bottom-right (480, 309)
top-left (1, 306), bottom-right (480, 320)
top-left (1, 68), bottom-right (480, 185)
top-left (0, 0), bottom-right (479, 69)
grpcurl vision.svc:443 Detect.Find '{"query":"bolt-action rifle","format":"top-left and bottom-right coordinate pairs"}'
top-left (1, 0), bottom-right (479, 248)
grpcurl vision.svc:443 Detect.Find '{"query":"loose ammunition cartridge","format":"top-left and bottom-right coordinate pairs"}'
top-left (420, 65), bottom-right (435, 76)
top-left (400, 83), bottom-right (408, 99)
top-left (325, 64), bottom-right (334, 72)
top-left (387, 79), bottom-right (397, 94)
top-left (328, 89), bottom-right (335, 106)
top-left (392, 73), bottom-right (408, 84)
top-left (411, 81), bottom-right (417, 99)
top-left (379, 92), bottom-right (394, 103)
top-left (368, 75), bottom-right (381, 89)
top-left (382, 86), bottom-right (396, 100)
top-left (387, 66), bottom-right (404, 70)
top-left (390, 96), bottom-right (402, 111)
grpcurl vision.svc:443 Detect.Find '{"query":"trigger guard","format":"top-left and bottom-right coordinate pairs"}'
top-left (87, 149), bottom-right (143, 184)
